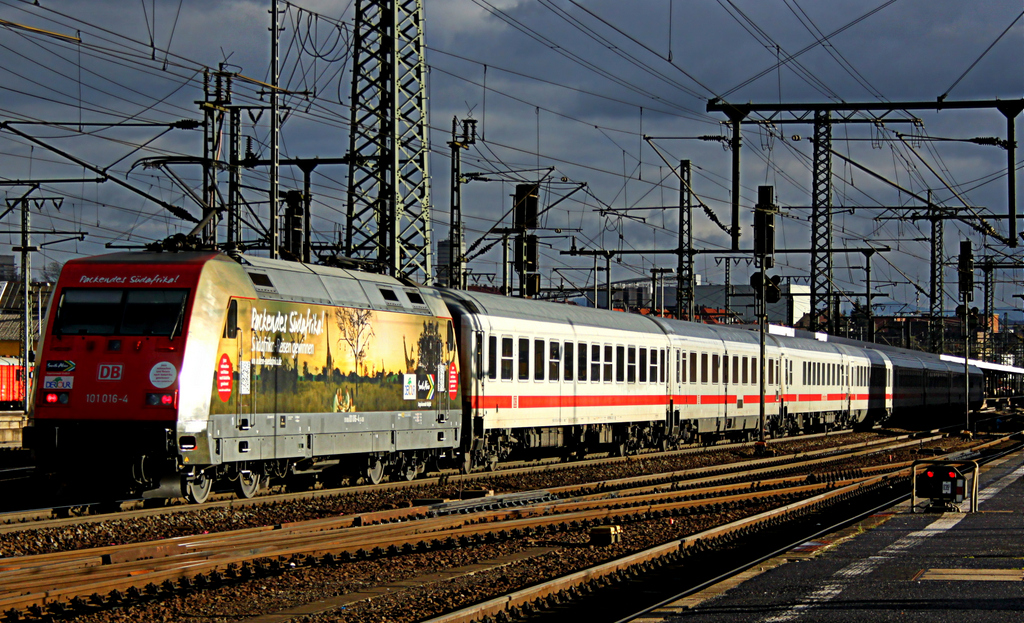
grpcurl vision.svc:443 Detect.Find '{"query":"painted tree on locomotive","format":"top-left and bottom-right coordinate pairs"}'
top-left (27, 252), bottom-right (462, 504)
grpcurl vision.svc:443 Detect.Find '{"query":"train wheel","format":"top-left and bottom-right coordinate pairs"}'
top-left (235, 472), bottom-right (261, 499)
top-left (186, 473), bottom-right (213, 504)
top-left (366, 458), bottom-right (385, 485)
top-left (460, 453), bottom-right (474, 474)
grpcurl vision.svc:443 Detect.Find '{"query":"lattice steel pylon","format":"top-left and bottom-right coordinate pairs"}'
top-left (928, 206), bottom-right (944, 353)
top-left (677, 160), bottom-right (695, 321)
top-left (345, 0), bottom-right (432, 283)
top-left (810, 110), bottom-right (833, 333)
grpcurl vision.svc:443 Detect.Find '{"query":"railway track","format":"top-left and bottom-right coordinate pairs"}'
top-left (0, 428), bottom-right (876, 527)
top-left (0, 428), bottom-right (1017, 622)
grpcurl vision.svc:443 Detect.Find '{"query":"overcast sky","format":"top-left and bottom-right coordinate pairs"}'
top-left (0, 0), bottom-right (1021, 320)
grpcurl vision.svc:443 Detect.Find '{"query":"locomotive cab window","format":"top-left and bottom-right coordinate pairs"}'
top-left (53, 288), bottom-right (189, 337)
top-left (224, 299), bottom-right (238, 339)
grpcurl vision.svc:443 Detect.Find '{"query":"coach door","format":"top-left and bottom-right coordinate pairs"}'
top-left (229, 299), bottom-right (258, 454)
top-left (439, 320), bottom-right (456, 423)
top-left (226, 299), bottom-right (253, 422)
top-left (722, 346), bottom-right (731, 428)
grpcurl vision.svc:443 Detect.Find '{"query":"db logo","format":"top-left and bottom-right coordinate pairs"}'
top-left (98, 364), bottom-right (124, 381)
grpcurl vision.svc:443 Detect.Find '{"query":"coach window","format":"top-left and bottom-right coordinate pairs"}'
top-left (721, 355), bottom-right (728, 385)
top-left (534, 339), bottom-right (546, 381)
top-left (486, 336), bottom-right (498, 380)
top-left (701, 353), bottom-right (709, 384)
top-left (689, 352), bottom-right (697, 384)
top-left (604, 345), bottom-right (614, 382)
top-left (768, 359), bottom-right (773, 385)
top-left (591, 344), bottom-right (601, 381)
top-left (637, 348), bottom-right (645, 383)
top-left (550, 341), bottom-right (561, 381)
top-left (564, 342), bottom-right (574, 382)
top-left (501, 337), bottom-right (513, 380)
top-left (676, 351), bottom-right (682, 384)
top-left (616, 346), bottom-right (626, 383)
top-left (712, 354), bottom-right (720, 384)
top-left (742, 356), bottom-right (749, 384)
top-left (751, 357), bottom-right (758, 385)
top-left (518, 338), bottom-right (530, 381)
top-left (577, 342), bottom-right (587, 382)
top-left (660, 350), bottom-right (666, 383)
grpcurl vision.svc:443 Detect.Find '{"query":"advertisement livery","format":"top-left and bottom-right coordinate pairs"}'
top-left (210, 299), bottom-right (459, 417)
top-left (29, 252), bottom-right (464, 504)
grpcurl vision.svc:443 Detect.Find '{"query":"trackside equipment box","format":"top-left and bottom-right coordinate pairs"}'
top-left (916, 465), bottom-right (966, 503)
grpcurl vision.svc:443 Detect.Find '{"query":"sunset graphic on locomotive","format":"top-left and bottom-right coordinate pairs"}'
top-left (209, 299), bottom-right (459, 417)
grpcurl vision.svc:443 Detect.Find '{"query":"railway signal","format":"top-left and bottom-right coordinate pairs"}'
top-left (753, 186), bottom-right (777, 269)
top-left (958, 240), bottom-right (974, 302)
top-left (750, 271), bottom-right (781, 304)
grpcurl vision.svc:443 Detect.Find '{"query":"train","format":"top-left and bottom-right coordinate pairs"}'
top-left (0, 356), bottom-right (26, 410)
top-left (24, 251), bottom-right (987, 504)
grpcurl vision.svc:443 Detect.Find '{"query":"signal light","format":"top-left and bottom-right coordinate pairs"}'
top-left (926, 470), bottom-right (934, 478)
top-left (146, 392), bottom-right (175, 407)
top-left (43, 392), bottom-right (69, 405)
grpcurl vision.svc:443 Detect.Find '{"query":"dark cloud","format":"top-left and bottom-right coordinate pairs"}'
top-left (0, 0), bottom-right (1020, 317)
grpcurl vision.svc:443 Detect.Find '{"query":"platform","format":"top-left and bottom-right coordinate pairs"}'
top-left (646, 447), bottom-right (1024, 623)
top-left (0, 412), bottom-right (25, 447)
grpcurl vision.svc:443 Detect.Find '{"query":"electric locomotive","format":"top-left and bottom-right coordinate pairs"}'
top-left (27, 252), bottom-right (462, 503)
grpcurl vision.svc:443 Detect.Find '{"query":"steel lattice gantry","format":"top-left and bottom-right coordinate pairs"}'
top-left (810, 110), bottom-right (833, 333)
top-left (345, 0), bottom-right (432, 283)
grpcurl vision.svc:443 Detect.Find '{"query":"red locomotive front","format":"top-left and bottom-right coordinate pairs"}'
top-left (27, 253), bottom-right (210, 500)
